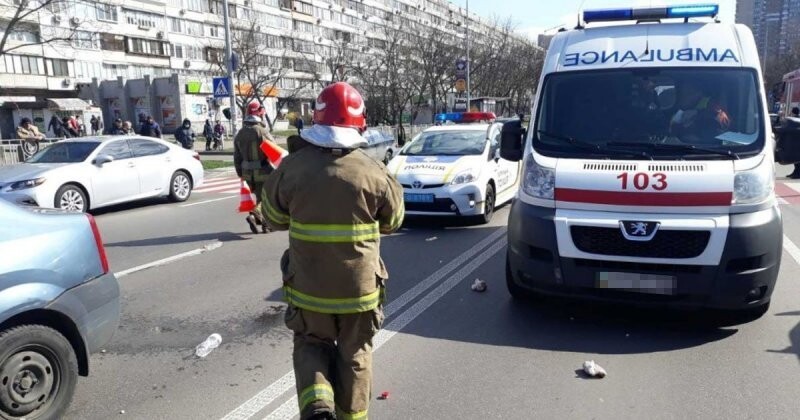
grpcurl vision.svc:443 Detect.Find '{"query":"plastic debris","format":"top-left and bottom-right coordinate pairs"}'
top-left (120, 410), bottom-right (126, 414)
top-left (101, 349), bottom-right (107, 353)
top-left (471, 279), bottom-right (487, 292)
top-left (378, 391), bottom-right (390, 400)
top-left (582, 360), bottom-right (607, 378)
top-left (195, 333), bottom-right (222, 358)
top-left (425, 236), bottom-right (438, 242)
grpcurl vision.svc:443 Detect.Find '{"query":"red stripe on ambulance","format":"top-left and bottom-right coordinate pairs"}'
top-left (555, 188), bottom-right (732, 206)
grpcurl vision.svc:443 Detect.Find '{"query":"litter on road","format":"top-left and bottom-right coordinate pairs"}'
top-left (426, 236), bottom-right (438, 242)
top-left (378, 391), bottom-right (390, 400)
top-left (471, 279), bottom-right (487, 292)
top-left (582, 360), bottom-right (607, 378)
top-left (195, 333), bottom-right (222, 358)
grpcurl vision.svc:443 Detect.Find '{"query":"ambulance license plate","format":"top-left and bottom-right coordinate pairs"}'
top-left (595, 272), bottom-right (676, 295)
top-left (404, 193), bottom-right (434, 203)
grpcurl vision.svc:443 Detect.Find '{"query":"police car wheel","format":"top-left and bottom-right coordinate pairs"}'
top-left (480, 183), bottom-right (495, 224)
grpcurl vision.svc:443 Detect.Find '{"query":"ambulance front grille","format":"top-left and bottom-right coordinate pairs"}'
top-left (583, 163), bottom-right (637, 171)
top-left (570, 226), bottom-right (710, 259)
top-left (647, 164), bottom-right (706, 172)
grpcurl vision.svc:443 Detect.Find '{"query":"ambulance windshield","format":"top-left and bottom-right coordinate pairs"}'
top-left (533, 68), bottom-right (764, 160)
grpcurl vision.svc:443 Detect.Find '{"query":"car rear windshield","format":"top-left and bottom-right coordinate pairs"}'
top-left (27, 142), bottom-right (99, 163)
top-left (400, 130), bottom-right (486, 156)
top-left (533, 68), bottom-right (764, 160)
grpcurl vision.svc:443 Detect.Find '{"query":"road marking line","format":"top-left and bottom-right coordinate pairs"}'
top-left (115, 241), bottom-right (223, 278)
top-left (263, 238), bottom-right (508, 420)
top-left (198, 177), bottom-right (239, 187)
top-left (195, 183), bottom-right (242, 193)
top-left (219, 228), bottom-right (507, 420)
top-left (783, 235), bottom-right (800, 265)
top-left (181, 195), bottom-right (237, 207)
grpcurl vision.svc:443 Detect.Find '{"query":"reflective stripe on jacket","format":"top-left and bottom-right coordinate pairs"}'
top-left (263, 146), bottom-right (404, 314)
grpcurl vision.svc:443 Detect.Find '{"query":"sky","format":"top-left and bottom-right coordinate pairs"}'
top-left (449, 0), bottom-right (737, 41)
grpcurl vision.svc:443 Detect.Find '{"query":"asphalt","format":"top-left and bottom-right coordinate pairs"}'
top-left (63, 165), bottom-right (800, 420)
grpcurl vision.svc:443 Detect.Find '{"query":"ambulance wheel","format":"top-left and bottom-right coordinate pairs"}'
top-left (479, 183), bottom-right (495, 224)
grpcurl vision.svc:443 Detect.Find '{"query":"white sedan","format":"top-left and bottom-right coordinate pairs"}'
top-left (0, 136), bottom-right (204, 212)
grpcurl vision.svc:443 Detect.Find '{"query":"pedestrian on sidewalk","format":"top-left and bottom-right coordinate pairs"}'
top-left (295, 115), bottom-right (304, 135)
top-left (203, 119), bottom-right (214, 151)
top-left (62, 117), bottom-right (79, 137)
top-left (234, 101), bottom-right (273, 234)
top-left (90, 115), bottom-right (103, 136)
top-left (174, 119), bottom-right (196, 150)
top-left (48, 115), bottom-right (68, 138)
top-left (213, 120), bottom-right (226, 149)
top-left (263, 82), bottom-right (404, 420)
top-left (140, 116), bottom-right (162, 138)
top-left (786, 107), bottom-right (800, 179)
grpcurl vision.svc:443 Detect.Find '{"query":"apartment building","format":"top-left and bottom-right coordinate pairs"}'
top-left (737, 0), bottom-right (800, 70)
top-left (0, 0), bottom-right (509, 137)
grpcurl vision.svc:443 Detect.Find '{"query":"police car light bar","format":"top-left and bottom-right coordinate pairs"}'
top-left (583, 4), bottom-right (719, 23)
top-left (435, 112), bottom-right (496, 123)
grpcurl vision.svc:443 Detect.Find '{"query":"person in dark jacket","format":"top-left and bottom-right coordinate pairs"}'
top-left (48, 115), bottom-right (68, 138)
top-left (203, 119), bottom-right (214, 151)
top-left (174, 118), bottom-right (195, 150)
top-left (295, 116), bottom-right (304, 135)
top-left (787, 107), bottom-right (800, 179)
top-left (140, 116), bottom-right (162, 138)
top-left (62, 117), bottom-right (79, 137)
top-left (108, 118), bottom-right (125, 135)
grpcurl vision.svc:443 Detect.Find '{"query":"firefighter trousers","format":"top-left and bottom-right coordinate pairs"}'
top-left (284, 305), bottom-right (384, 420)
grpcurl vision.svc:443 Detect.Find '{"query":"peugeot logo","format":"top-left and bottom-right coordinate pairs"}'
top-left (619, 220), bottom-right (660, 241)
top-left (412, 181), bottom-right (423, 189)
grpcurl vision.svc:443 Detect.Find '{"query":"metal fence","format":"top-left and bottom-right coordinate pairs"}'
top-left (0, 139), bottom-right (61, 166)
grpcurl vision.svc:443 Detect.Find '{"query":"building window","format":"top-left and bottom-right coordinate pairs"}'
top-left (73, 31), bottom-right (99, 49)
top-left (293, 20), bottom-right (313, 33)
top-left (207, 25), bottom-right (222, 38)
top-left (96, 4), bottom-right (118, 22)
top-left (1, 54), bottom-right (43, 75)
top-left (124, 9), bottom-right (164, 29)
top-left (186, 0), bottom-right (207, 12)
top-left (294, 1), bottom-right (312, 15)
top-left (100, 33), bottom-right (126, 51)
top-left (127, 38), bottom-right (168, 56)
top-left (47, 58), bottom-right (72, 77)
top-left (205, 47), bottom-right (224, 63)
top-left (279, 0), bottom-right (291, 9)
top-left (294, 60), bottom-right (314, 73)
top-left (169, 17), bottom-right (183, 33)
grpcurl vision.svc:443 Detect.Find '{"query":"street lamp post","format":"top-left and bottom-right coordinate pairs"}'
top-left (465, 0), bottom-right (471, 112)
top-left (222, 0), bottom-right (237, 136)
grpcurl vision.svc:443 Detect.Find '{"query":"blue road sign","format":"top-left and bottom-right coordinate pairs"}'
top-left (213, 77), bottom-right (231, 98)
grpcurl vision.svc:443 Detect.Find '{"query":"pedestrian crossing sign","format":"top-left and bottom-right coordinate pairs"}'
top-left (213, 77), bottom-right (231, 98)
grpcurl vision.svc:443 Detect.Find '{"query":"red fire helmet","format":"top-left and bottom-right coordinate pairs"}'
top-left (312, 82), bottom-right (366, 133)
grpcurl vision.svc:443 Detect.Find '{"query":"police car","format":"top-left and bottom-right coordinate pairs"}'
top-left (500, 4), bottom-right (781, 317)
top-left (387, 112), bottom-right (520, 223)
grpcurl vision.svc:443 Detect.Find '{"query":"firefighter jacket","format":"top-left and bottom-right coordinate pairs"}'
top-left (233, 122), bottom-right (273, 182)
top-left (263, 146), bottom-right (405, 314)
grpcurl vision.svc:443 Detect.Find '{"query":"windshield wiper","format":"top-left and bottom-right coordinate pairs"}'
top-left (538, 131), bottom-right (650, 159)
top-left (607, 142), bottom-right (740, 160)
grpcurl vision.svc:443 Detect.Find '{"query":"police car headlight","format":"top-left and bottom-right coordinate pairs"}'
top-left (450, 169), bottom-right (477, 185)
top-left (733, 161), bottom-right (773, 205)
top-left (522, 155), bottom-right (555, 200)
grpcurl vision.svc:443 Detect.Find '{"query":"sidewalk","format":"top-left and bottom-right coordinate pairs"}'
top-left (172, 135), bottom-right (288, 160)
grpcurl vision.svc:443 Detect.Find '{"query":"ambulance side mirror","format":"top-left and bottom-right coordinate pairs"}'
top-left (500, 120), bottom-right (525, 162)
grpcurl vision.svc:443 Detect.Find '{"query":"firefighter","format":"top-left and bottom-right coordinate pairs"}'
top-left (234, 101), bottom-right (274, 234)
top-left (262, 82), bottom-right (404, 420)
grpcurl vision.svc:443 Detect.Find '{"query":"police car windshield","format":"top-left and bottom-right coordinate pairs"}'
top-left (533, 68), bottom-right (764, 160)
top-left (400, 130), bottom-right (486, 156)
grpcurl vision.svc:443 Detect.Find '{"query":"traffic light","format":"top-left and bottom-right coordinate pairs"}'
top-left (222, 107), bottom-right (231, 120)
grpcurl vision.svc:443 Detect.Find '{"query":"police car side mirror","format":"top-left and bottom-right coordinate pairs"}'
top-left (500, 120), bottom-right (525, 162)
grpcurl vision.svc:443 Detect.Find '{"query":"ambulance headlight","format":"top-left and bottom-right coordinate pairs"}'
top-left (450, 169), bottom-right (477, 185)
top-left (522, 155), bottom-right (555, 199)
top-left (733, 160), bottom-right (773, 205)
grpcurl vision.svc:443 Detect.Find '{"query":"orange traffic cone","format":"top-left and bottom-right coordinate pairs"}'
top-left (260, 139), bottom-right (289, 169)
top-left (238, 180), bottom-right (256, 213)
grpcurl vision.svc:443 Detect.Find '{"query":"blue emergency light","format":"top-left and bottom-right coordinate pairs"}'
top-left (435, 112), bottom-right (496, 123)
top-left (583, 3), bottom-right (719, 23)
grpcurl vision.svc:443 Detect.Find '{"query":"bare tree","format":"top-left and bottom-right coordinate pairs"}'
top-left (0, 0), bottom-right (80, 55)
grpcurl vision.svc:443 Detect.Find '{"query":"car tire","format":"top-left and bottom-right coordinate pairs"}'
top-left (0, 325), bottom-right (79, 420)
top-left (169, 171), bottom-right (192, 202)
top-left (479, 183), bottom-right (495, 224)
top-left (54, 184), bottom-right (88, 213)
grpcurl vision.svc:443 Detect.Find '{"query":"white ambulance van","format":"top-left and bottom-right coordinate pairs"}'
top-left (500, 4), bottom-right (781, 317)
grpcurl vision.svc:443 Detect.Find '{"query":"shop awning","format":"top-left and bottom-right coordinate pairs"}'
top-left (46, 98), bottom-right (92, 111)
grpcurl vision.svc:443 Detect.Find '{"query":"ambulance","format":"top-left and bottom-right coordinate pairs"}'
top-left (500, 4), bottom-right (781, 317)
top-left (387, 112), bottom-right (521, 223)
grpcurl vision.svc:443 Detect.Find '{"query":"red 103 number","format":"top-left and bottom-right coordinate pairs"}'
top-left (616, 172), bottom-right (668, 191)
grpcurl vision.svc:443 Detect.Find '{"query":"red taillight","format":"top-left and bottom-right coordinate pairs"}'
top-left (86, 214), bottom-right (110, 274)
top-left (193, 152), bottom-right (201, 161)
